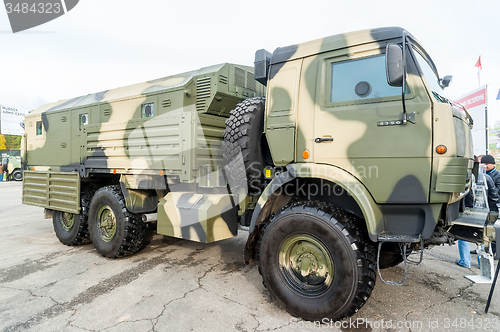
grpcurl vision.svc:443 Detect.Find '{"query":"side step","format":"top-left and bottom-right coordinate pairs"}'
top-left (376, 237), bottom-right (424, 286)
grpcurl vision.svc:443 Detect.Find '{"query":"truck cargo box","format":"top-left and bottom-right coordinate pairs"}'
top-left (24, 63), bottom-right (265, 185)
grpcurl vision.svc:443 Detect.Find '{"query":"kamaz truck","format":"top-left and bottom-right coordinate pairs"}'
top-left (22, 27), bottom-right (497, 321)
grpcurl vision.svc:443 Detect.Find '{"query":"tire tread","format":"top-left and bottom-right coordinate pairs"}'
top-left (90, 185), bottom-right (145, 258)
top-left (222, 97), bottom-right (266, 194)
top-left (258, 201), bottom-right (376, 321)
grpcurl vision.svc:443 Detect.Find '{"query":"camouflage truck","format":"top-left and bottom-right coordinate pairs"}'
top-left (21, 27), bottom-right (499, 321)
top-left (1, 149), bottom-right (23, 181)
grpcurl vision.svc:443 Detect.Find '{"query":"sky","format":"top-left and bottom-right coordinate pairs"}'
top-left (1, 0), bottom-right (500, 122)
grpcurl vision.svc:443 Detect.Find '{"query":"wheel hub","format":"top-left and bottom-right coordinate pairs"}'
top-left (97, 206), bottom-right (116, 242)
top-left (61, 212), bottom-right (75, 231)
top-left (295, 253), bottom-right (319, 280)
top-left (280, 234), bottom-right (334, 296)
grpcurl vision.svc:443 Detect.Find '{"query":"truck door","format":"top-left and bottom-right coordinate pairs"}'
top-left (312, 50), bottom-right (433, 204)
top-left (71, 109), bottom-right (91, 164)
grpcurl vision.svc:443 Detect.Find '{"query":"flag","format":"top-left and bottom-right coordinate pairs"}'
top-left (475, 56), bottom-right (482, 87)
top-left (475, 56), bottom-right (482, 70)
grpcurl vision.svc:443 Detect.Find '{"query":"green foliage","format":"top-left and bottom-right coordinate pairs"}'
top-left (0, 134), bottom-right (21, 149)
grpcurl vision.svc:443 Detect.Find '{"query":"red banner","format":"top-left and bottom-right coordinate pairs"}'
top-left (454, 88), bottom-right (486, 109)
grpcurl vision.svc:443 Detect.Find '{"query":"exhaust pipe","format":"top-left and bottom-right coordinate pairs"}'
top-left (142, 213), bottom-right (157, 223)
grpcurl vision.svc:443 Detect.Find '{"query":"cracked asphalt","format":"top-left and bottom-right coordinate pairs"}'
top-left (1, 181), bottom-right (500, 331)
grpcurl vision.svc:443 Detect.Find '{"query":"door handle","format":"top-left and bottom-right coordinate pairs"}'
top-left (315, 137), bottom-right (333, 143)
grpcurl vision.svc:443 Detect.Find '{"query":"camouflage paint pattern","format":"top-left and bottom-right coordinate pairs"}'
top-left (24, 63), bottom-right (264, 175)
top-left (254, 27), bottom-right (472, 241)
top-left (157, 191), bottom-right (238, 243)
top-left (23, 63), bottom-right (264, 243)
top-left (22, 27), bottom-right (474, 245)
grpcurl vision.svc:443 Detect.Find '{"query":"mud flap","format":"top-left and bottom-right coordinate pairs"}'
top-left (157, 192), bottom-right (238, 243)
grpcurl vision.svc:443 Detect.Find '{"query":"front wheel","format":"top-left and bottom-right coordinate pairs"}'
top-left (258, 202), bottom-right (376, 321)
top-left (88, 185), bottom-right (145, 258)
top-left (12, 170), bottom-right (22, 181)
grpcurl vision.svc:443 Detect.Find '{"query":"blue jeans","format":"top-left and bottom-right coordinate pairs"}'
top-left (457, 240), bottom-right (471, 268)
top-left (0, 173), bottom-right (3, 181)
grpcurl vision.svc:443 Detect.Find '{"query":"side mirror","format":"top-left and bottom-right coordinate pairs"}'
top-left (440, 75), bottom-right (453, 89)
top-left (386, 44), bottom-right (403, 87)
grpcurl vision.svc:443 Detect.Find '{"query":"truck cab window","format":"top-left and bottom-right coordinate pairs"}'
top-left (412, 49), bottom-right (447, 103)
top-left (330, 55), bottom-right (402, 103)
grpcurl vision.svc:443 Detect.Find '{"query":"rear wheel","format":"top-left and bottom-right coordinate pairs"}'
top-left (53, 211), bottom-right (90, 245)
top-left (88, 185), bottom-right (145, 258)
top-left (258, 201), bottom-right (376, 321)
top-left (52, 186), bottom-right (92, 246)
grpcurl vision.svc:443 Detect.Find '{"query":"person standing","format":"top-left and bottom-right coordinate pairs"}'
top-left (0, 163), bottom-right (4, 182)
top-left (480, 155), bottom-right (499, 256)
top-left (456, 159), bottom-right (500, 268)
top-left (481, 155), bottom-right (500, 193)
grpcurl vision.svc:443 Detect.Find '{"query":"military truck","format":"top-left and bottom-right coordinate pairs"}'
top-left (1, 149), bottom-right (23, 181)
top-left (21, 27), bottom-right (497, 321)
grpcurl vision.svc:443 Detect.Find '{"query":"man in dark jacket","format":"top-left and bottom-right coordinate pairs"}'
top-left (457, 163), bottom-right (499, 268)
top-left (482, 154), bottom-right (500, 196)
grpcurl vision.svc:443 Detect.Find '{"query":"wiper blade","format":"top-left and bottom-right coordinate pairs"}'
top-left (450, 98), bottom-right (474, 128)
top-left (433, 92), bottom-right (474, 127)
top-left (432, 91), bottom-right (448, 103)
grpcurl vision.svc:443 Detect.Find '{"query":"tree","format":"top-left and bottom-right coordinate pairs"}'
top-left (5, 135), bottom-right (21, 149)
top-left (0, 135), bottom-right (6, 149)
top-left (0, 134), bottom-right (21, 150)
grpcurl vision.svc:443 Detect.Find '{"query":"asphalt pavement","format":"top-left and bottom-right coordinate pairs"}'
top-left (1, 181), bottom-right (499, 331)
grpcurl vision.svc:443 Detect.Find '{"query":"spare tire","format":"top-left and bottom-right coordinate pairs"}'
top-left (1, 158), bottom-right (7, 171)
top-left (222, 97), bottom-right (267, 195)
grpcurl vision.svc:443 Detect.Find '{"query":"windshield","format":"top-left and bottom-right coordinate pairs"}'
top-left (412, 48), bottom-right (448, 103)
